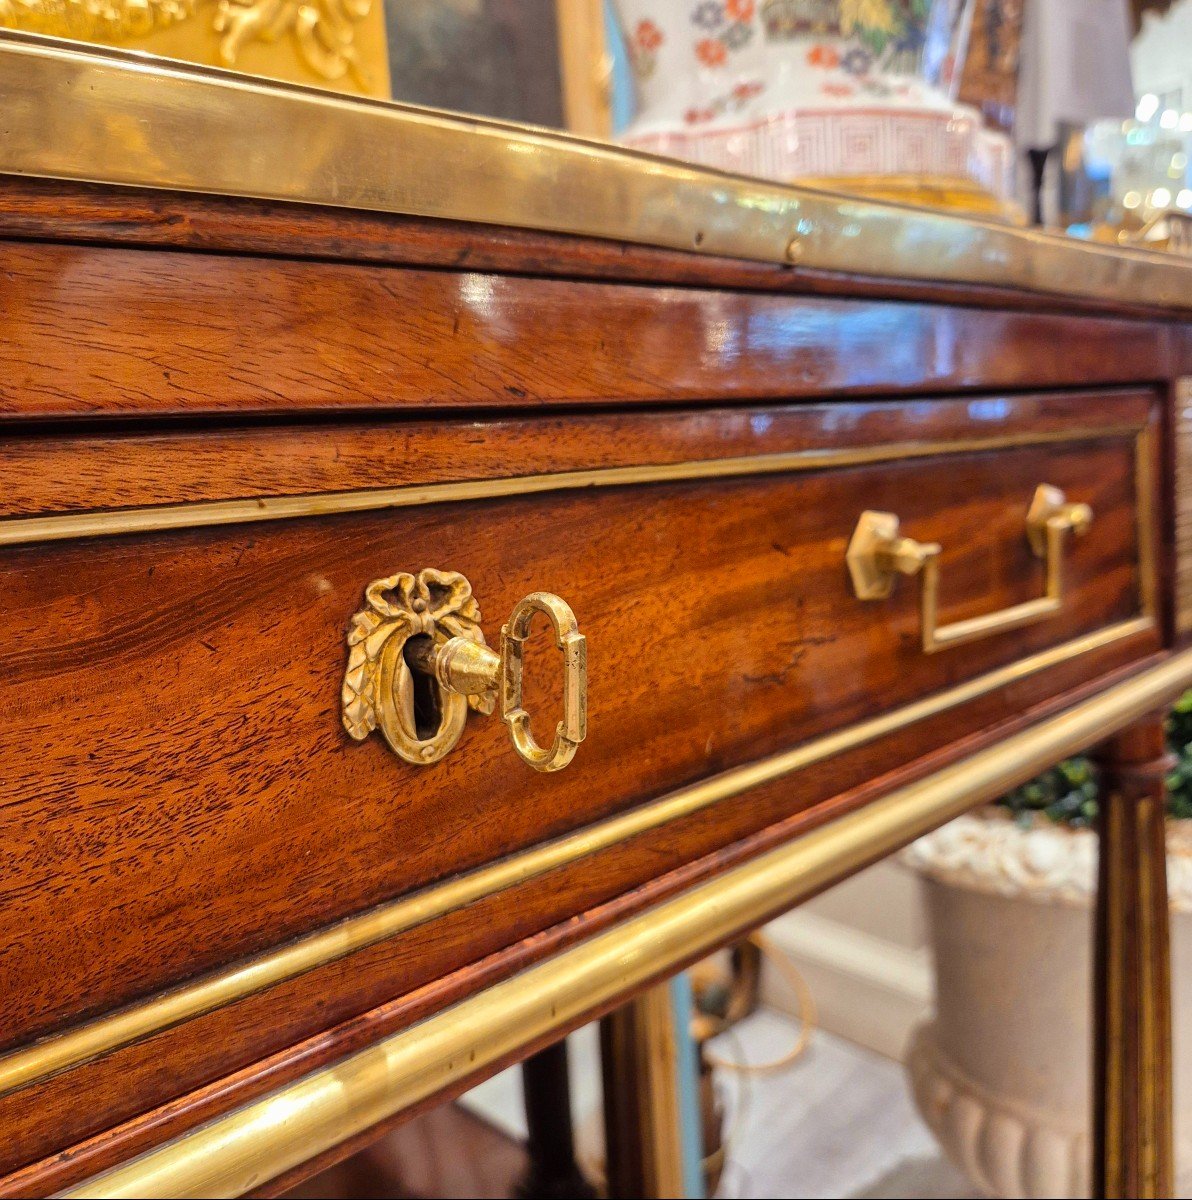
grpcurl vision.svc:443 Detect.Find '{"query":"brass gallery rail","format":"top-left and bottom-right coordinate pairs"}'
top-left (0, 29), bottom-right (1189, 310)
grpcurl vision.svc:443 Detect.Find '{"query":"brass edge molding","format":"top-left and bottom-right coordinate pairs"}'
top-left (1175, 380), bottom-right (1192, 635)
top-left (61, 645), bottom-right (1192, 1200)
top-left (0, 615), bottom-right (1154, 1102)
top-left (0, 426), bottom-right (1145, 549)
top-left (1, 31), bottom-right (1190, 310)
top-left (1137, 420), bottom-right (1161, 624)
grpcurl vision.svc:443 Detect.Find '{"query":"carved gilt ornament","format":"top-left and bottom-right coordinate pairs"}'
top-left (0, 0), bottom-right (374, 84)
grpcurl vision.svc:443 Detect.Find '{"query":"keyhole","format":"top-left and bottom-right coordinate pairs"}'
top-left (405, 635), bottom-right (443, 741)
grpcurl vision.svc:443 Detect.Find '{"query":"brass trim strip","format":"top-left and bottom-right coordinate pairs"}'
top-left (1, 31), bottom-right (1190, 310)
top-left (1137, 421), bottom-right (1161, 625)
top-left (0, 426), bottom-right (1144, 548)
top-left (63, 645), bottom-right (1192, 1199)
top-left (1168, 385), bottom-right (1192, 636)
top-left (0, 615), bottom-right (1154, 1102)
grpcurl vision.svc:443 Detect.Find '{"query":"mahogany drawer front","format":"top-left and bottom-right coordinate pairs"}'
top-left (0, 389), bottom-right (1162, 1173)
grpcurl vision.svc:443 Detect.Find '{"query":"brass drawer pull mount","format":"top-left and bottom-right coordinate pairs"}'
top-left (846, 484), bottom-right (1093, 652)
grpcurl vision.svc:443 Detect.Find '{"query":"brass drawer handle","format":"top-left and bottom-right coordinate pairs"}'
top-left (846, 484), bottom-right (1093, 653)
top-left (342, 570), bottom-right (587, 772)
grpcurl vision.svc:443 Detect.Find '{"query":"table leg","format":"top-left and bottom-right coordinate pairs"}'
top-left (1093, 716), bottom-right (1175, 1199)
top-left (518, 1039), bottom-right (597, 1200)
top-left (600, 984), bottom-right (687, 1199)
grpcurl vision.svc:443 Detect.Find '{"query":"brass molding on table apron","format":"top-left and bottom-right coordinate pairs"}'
top-left (61, 645), bottom-right (1192, 1199)
top-left (1173, 379), bottom-right (1192, 635)
top-left (0, 421), bottom-right (1158, 1101)
top-left (1, 30), bottom-right (1191, 310)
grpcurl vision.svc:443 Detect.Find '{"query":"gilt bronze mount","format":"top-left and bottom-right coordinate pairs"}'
top-left (342, 569), bottom-right (586, 772)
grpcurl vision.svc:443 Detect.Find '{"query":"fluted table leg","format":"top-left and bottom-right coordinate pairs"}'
top-left (1093, 716), bottom-right (1175, 1199)
top-left (601, 985), bottom-right (688, 1199)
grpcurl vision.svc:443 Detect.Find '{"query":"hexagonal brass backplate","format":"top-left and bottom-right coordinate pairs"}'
top-left (846, 510), bottom-right (901, 600)
top-left (1026, 484), bottom-right (1066, 557)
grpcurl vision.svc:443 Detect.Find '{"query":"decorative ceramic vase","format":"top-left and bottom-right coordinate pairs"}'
top-left (612, 0), bottom-right (1013, 213)
top-left (903, 811), bottom-right (1192, 1199)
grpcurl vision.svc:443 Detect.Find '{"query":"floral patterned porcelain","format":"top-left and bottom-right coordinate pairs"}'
top-left (613, 0), bottom-right (1013, 209)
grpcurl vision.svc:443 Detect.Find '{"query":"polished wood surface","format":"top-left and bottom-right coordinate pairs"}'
top-left (3, 177), bottom-right (1192, 324)
top-left (0, 239), bottom-right (1186, 423)
top-left (0, 408), bottom-right (1149, 1047)
top-left (0, 650), bottom-right (1170, 1195)
top-left (1093, 718), bottom-right (1176, 1199)
top-left (0, 176), bottom-right (1187, 1196)
top-left (0, 391), bottom-right (1147, 518)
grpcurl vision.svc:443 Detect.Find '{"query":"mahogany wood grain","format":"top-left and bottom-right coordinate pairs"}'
top-left (0, 391), bottom-right (1149, 517)
top-left (0, 239), bottom-right (1179, 422)
top-left (0, 176), bottom-right (1186, 1194)
top-left (0, 632), bottom-right (1165, 1183)
top-left (0, 428), bottom-right (1148, 1044)
top-left (1, 177), bottom-right (1191, 325)
top-left (0, 391), bottom-right (1162, 1174)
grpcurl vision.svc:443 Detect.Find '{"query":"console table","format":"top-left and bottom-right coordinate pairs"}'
top-left (1, 30), bottom-right (1190, 1200)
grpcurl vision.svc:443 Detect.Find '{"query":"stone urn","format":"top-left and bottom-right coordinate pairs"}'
top-left (903, 810), bottom-right (1192, 1199)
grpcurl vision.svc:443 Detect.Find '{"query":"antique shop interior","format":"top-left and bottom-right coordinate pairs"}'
top-left (1, 2), bottom-right (1191, 1199)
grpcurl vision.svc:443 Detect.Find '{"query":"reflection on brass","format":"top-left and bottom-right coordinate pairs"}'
top-left (0, 616), bottom-right (1153, 1105)
top-left (63, 645), bottom-right (1192, 1200)
top-left (0, 1), bottom-right (386, 95)
top-left (342, 569), bottom-right (491, 765)
top-left (343, 569), bottom-right (587, 772)
top-left (0, 31), bottom-right (1189, 309)
top-left (848, 485), bottom-right (1094, 653)
top-left (501, 592), bottom-right (587, 773)
top-left (794, 173), bottom-right (1026, 222)
top-left (1123, 211), bottom-right (1192, 258)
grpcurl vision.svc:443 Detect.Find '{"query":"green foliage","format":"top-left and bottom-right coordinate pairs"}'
top-left (1165, 690), bottom-right (1192, 820)
top-left (999, 756), bottom-right (1100, 829)
top-left (996, 689), bottom-right (1192, 827)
